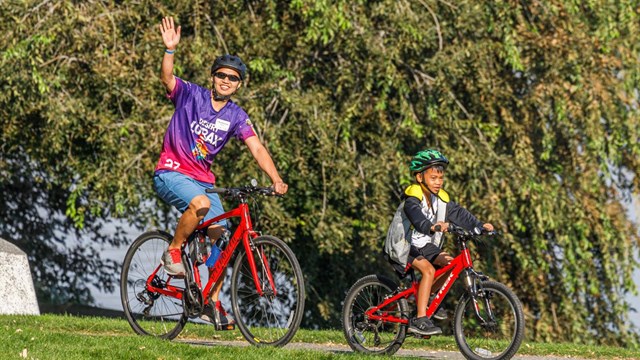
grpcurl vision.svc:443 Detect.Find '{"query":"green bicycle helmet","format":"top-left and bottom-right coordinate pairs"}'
top-left (409, 149), bottom-right (449, 174)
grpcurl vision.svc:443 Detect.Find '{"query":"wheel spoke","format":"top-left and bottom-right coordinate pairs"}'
top-left (341, 274), bottom-right (407, 355)
top-left (454, 281), bottom-right (525, 359)
top-left (231, 236), bottom-right (304, 346)
top-left (120, 231), bottom-right (187, 339)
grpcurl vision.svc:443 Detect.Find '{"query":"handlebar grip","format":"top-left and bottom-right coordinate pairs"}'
top-left (259, 187), bottom-right (285, 197)
top-left (434, 225), bottom-right (442, 232)
top-left (205, 188), bottom-right (227, 194)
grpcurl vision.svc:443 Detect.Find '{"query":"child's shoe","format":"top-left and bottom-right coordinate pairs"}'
top-left (408, 316), bottom-right (442, 336)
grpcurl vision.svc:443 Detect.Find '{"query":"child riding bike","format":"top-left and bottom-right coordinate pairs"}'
top-left (388, 149), bottom-right (494, 336)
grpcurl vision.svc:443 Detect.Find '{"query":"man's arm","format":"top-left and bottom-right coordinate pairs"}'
top-left (244, 136), bottom-right (288, 194)
top-left (159, 16), bottom-right (181, 93)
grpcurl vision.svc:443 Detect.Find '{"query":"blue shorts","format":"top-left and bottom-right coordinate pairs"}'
top-left (153, 171), bottom-right (227, 227)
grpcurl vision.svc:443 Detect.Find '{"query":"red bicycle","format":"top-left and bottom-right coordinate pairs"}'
top-left (342, 224), bottom-right (524, 360)
top-left (120, 180), bottom-right (305, 346)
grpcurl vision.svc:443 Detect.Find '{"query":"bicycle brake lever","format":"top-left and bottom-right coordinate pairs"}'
top-left (478, 228), bottom-right (499, 236)
top-left (261, 187), bottom-right (284, 197)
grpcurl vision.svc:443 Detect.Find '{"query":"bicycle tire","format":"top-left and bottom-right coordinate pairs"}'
top-left (341, 274), bottom-right (409, 355)
top-left (453, 280), bottom-right (525, 360)
top-left (120, 230), bottom-right (187, 339)
top-left (230, 235), bottom-right (305, 346)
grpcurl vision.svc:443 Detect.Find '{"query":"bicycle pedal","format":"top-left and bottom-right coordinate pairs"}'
top-left (215, 324), bottom-right (236, 331)
top-left (413, 334), bottom-right (431, 340)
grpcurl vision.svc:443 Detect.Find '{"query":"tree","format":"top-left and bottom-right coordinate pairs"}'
top-left (0, 153), bottom-right (126, 306)
top-left (1, 0), bottom-right (638, 345)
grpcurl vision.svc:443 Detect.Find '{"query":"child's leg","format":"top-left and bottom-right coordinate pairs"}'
top-left (431, 252), bottom-right (454, 293)
top-left (411, 257), bottom-right (436, 317)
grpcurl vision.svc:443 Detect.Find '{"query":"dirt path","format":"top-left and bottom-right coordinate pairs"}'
top-left (180, 339), bottom-right (589, 360)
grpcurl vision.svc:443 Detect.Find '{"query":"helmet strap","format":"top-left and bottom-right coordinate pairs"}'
top-left (417, 177), bottom-right (438, 214)
top-left (419, 179), bottom-right (437, 196)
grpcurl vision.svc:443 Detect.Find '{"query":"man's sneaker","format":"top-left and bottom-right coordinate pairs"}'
top-left (200, 301), bottom-right (236, 330)
top-left (408, 316), bottom-right (442, 336)
top-left (160, 248), bottom-right (185, 276)
top-left (433, 307), bottom-right (448, 320)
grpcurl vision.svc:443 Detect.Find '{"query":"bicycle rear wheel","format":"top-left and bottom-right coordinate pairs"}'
top-left (454, 280), bottom-right (525, 360)
top-left (120, 230), bottom-right (187, 339)
top-left (341, 274), bottom-right (408, 355)
top-left (230, 235), bottom-right (305, 346)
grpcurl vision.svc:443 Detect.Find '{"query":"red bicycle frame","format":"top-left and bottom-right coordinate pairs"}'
top-left (144, 200), bottom-right (273, 303)
top-left (365, 242), bottom-right (475, 324)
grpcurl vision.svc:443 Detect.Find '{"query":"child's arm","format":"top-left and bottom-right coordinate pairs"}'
top-left (404, 197), bottom-right (438, 235)
top-left (446, 201), bottom-right (485, 230)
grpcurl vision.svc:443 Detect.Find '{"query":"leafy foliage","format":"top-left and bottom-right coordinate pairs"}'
top-left (1, 0), bottom-right (639, 346)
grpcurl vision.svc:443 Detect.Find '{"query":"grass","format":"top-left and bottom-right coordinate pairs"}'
top-left (1, 314), bottom-right (639, 359)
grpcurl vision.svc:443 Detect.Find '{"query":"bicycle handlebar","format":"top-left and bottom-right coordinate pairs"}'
top-left (435, 223), bottom-right (497, 237)
top-left (205, 178), bottom-right (283, 199)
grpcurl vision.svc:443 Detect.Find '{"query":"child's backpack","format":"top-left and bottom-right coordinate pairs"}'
top-left (383, 188), bottom-right (450, 271)
top-left (383, 201), bottom-right (412, 268)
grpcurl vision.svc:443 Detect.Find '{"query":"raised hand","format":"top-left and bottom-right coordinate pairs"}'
top-left (160, 16), bottom-right (181, 50)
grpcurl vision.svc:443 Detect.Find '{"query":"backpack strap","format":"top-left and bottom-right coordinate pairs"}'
top-left (437, 188), bottom-right (450, 203)
top-left (432, 189), bottom-right (449, 248)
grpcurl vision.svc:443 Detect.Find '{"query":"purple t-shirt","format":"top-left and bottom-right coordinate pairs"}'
top-left (154, 77), bottom-right (256, 184)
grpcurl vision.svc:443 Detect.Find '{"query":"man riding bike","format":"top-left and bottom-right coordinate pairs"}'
top-left (154, 16), bottom-right (288, 328)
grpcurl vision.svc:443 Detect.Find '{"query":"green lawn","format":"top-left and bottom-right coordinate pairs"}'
top-left (0, 314), bottom-right (638, 359)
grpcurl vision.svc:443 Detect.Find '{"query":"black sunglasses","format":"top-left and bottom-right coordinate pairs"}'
top-left (213, 72), bottom-right (241, 82)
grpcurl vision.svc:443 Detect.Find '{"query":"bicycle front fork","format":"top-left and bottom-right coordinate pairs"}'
top-left (463, 269), bottom-right (495, 327)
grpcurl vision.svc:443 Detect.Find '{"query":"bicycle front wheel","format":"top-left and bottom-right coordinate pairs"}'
top-left (230, 235), bottom-right (305, 346)
top-left (120, 230), bottom-right (187, 339)
top-left (454, 280), bottom-right (525, 360)
top-left (341, 274), bottom-right (408, 355)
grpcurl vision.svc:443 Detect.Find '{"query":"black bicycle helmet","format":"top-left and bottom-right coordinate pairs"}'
top-left (409, 149), bottom-right (449, 174)
top-left (211, 54), bottom-right (247, 80)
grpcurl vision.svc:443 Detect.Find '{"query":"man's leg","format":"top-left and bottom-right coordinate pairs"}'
top-left (161, 195), bottom-right (210, 275)
top-left (206, 224), bottom-right (225, 302)
top-left (169, 195), bottom-right (211, 249)
top-left (198, 190), bottom-right (235, 328)
top-left (154, 172), bottom-right (214, 276)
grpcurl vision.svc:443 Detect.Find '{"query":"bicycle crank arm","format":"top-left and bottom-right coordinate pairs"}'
top-left (182, 280), bottom-right (204, 317)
